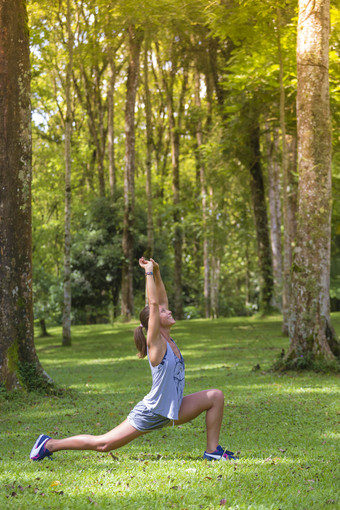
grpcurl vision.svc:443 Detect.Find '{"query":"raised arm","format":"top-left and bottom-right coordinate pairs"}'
top-left (150, 258), bottom-right (168, 309)
top-left (139, 257), bottom-right (166, 366)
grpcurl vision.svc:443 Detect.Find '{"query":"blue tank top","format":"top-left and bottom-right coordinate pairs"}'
top-left (142, 339), bottom-right (185, 420)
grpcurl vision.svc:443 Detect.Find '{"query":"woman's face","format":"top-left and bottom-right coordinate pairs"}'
top-left (159, 306), bottom-right (176, 328)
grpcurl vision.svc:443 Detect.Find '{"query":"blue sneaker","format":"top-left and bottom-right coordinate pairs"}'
top-left (30, 434), bottom-right (53, 461)
top-left (203, 444), bottom-right (238, 461)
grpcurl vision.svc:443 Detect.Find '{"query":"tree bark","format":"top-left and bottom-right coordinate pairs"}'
top-left (282, 134), bottom-right (298, 334)
top-left (265, 126), bottom-right (283, 311)
top-left (156, 42), bottom-right (188, 319)
top-left (121, 25), bottom-right (143, 320)
top-left (108, 54), bottom-right (116, 198)
top-left (39, 319), bottom-right (51, 338)
top-left (240, 106), bottom-right (274, 312)
top-left (0, 0), bottom-right (51, 390)
top-left (208, 186), bottom-right (220, 319)
top-left (288, 0), bottom-right (339, 361)
top-left (194, 68), bottom-right (210, 318)
top-left (76, 61), bottom-right (107, 197)
top-left (62, 0), bottom-right (73, 347)
top-left (169, 66), bottom-right (188, 321)
top-left (210, 255), bottom-right (221, 319)
top-left (276, 8), bottom-right (298, 333)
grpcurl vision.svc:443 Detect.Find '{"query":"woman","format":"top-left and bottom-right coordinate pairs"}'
top-left (30, 257), bottom-right (236, 462)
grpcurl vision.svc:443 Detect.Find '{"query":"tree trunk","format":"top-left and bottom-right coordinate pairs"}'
top-left (265, 126), bottom-right (283, 311)
top-left (168, 67), bottom-right (188, 321)
top-left (156, 42), bottom-right (188, 320)
top-left (108, 54), bottom-right (116, 198)
top-left (240, 107), bottom-right (274, 312)
top-left (144, 42), bottom-right (154, 258)
top-left (39, 319), bottom-right (51, 338)
top-left (0, 0), bottom-right (51, 390)
top-left (288, 0), bottom-right (339, 363)
top-left (195, 68), bottom-right (210, 318)
top-left (210, 255), bottom-right (221, 319)
top-left (121, 25), bottom-right (143, 320)
top-left (62, 0), bottom-right (73, 347)
top-left (282, 134), bottom-right (298, 334)
top-left (74, 61), bottom-right (107, 197)
top-left (276, 8), bottom-right (298, 333)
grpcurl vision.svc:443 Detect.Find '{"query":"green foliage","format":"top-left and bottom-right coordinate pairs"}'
top-left (183, 305), bottom-right (201, 320)
top-left (33, 266), bottom-right (63, 326)
top-left (70, 197), bottom-right (124, 321)
top-left (27, 0), bottom-right (340, 323)
top-left (1, 315), bottom-right (340, 508)
top-left (70, 195), bottom-right (149, 322)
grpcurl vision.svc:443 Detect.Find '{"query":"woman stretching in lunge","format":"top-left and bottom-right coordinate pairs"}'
top-left (30, 258), bottom-right (237, 462)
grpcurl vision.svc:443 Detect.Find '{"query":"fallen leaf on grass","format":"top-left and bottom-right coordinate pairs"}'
top-left (50, 481), bottom-right (61, 487)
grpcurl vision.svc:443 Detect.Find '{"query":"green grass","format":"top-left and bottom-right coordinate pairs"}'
top-left (1, 314), bottom-right (340, 509)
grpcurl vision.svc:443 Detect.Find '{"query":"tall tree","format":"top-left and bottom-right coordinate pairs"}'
top-left (121, 24), bottom-right (143, 319)
top-left (239, 105), bottom-right (274, 312)
top-left (0, 0), bottom-right (50, 389)
top-left (62, 0), bottom-right (74, 347)
top-left (107, 50), bottom-right (117, 198)
top-left (282, 133), bottom-right (298, 334)
top-left (265, 125), bottom-right (283, 310)
top-left (288, 0), bottom-right (340, 363)
top-left (276, 7), bottom-right (298, 333)
top-left (156, 40), bottom-right (188, 319)
top-left (194, 65), bottom-right (210, 317)
top-left (73, 2), bottom-right (108, 197)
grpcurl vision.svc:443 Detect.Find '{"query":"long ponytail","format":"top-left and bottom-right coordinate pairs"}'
top-left (134, 306), bottom-right (150, 358)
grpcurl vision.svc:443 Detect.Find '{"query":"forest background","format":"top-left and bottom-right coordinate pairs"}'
top-left (28, 0), bottom-right (340, 337)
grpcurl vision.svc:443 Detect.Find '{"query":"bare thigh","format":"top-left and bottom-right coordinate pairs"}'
top-left (175, 390), bottom-right (221, 425)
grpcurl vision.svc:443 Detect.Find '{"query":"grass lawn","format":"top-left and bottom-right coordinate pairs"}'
top-left (1, 314), bottom-right (339, 509)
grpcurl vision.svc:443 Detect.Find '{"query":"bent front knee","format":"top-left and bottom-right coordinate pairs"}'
top-left (212, 388), bottom-right (224, 405)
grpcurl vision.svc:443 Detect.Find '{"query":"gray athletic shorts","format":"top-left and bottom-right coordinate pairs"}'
top-left (127, 401), bottom-right (171, 432)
